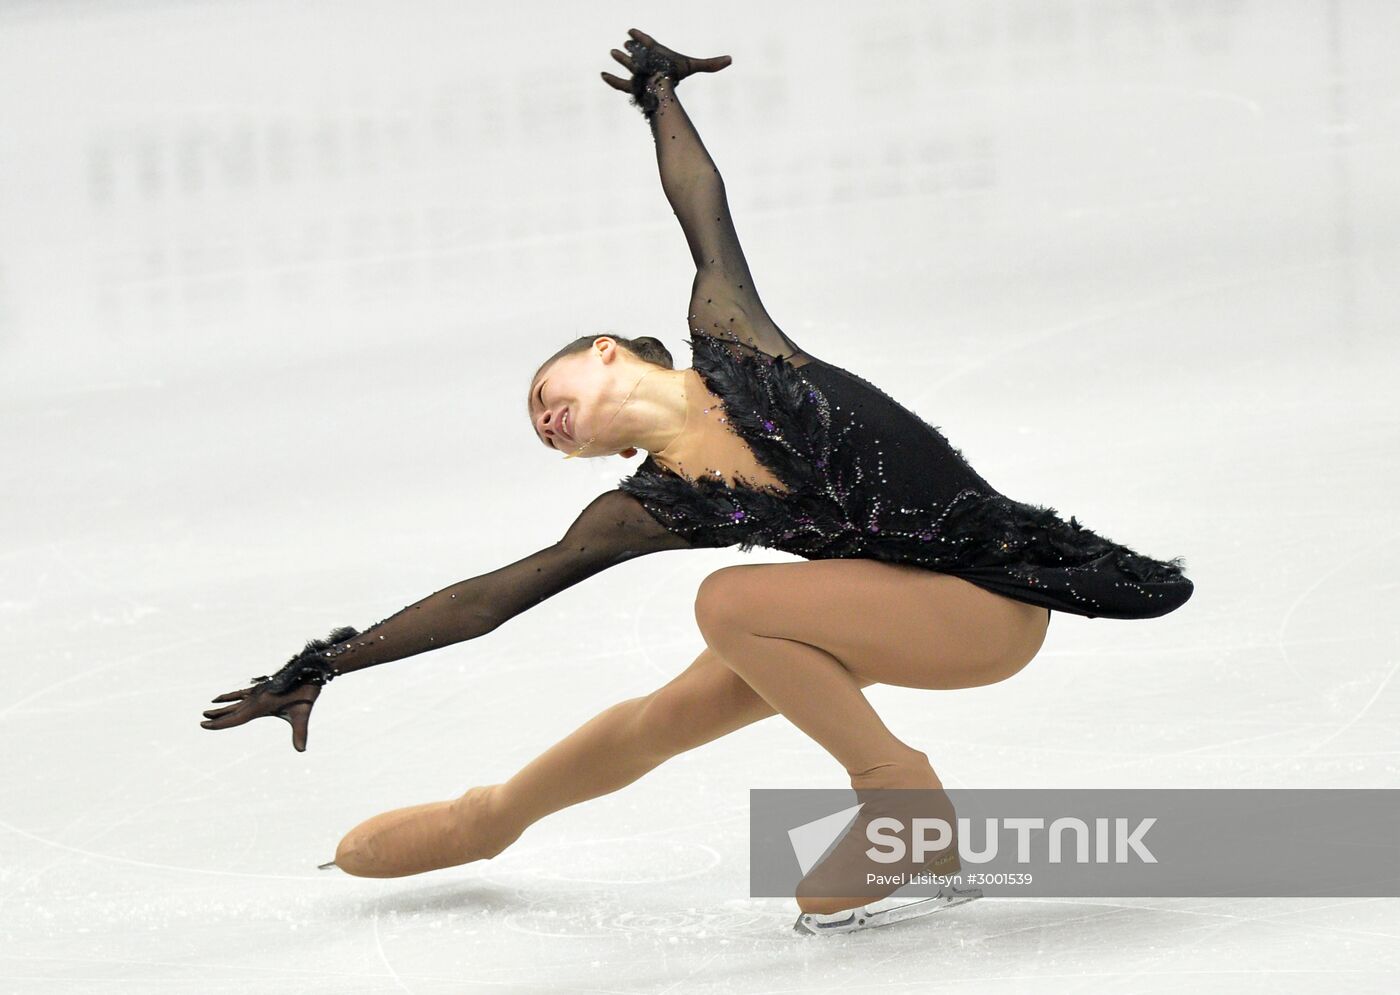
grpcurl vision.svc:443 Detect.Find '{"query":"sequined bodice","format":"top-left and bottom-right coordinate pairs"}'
top-left (648, 367), bottom-right (790, 495)
top-left (620, 334), bottom-right (1000, 557)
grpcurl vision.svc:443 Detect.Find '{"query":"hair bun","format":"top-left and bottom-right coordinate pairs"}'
top-left (619, 335), bottom-right (674, 370)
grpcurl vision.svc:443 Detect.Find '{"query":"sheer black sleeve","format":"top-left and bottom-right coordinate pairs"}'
top-left (261, 488), bottom-right (698, 691)
top-left (640, 72), bottom-right (807, 365)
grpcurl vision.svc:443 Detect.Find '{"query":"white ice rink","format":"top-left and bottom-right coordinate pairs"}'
top-left (2, 1), bottom-right (1398, 991)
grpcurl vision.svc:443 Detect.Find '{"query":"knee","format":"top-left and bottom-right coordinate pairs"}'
top-left (693, 566), bottom-right (753, 642)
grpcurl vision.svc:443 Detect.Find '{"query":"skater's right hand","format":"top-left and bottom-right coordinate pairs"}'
top-left (200, 677), bottom-right (322, 753)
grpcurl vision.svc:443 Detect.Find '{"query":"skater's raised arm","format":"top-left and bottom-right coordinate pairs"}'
top-left (602, 29), bottom-right (803, 362)
top-left (200, 488), bottom-right (697, 751)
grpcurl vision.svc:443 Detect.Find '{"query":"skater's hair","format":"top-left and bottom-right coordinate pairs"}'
top-left (530, 333), bottom-right (674, 387)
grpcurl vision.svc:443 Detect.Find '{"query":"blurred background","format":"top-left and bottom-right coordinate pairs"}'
top-left (1, 1), bottom-right (1396, 991)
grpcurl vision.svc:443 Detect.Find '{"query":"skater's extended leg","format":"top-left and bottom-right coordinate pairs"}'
top-left (334, 646), bottom-right (855, 877)
top-left (495, 645), bottom-right (839, 831)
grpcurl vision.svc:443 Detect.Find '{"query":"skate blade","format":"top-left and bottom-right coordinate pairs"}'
top-left (317, 860), bottom-right (339, 871)
top-left (792, 884), bottom-right (983, 936)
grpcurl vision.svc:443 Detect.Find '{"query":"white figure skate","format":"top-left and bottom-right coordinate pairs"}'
top-left (792, 880), bottom-right (983, 936)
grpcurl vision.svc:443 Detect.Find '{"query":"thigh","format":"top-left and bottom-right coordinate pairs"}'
top-left (696, 560), bottom-right (1050, 691)
top-left (638, 644), bottom-right (876, 749)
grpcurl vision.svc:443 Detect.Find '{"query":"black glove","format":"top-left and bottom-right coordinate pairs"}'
top-left (199, 625), bottom-right (358, 752)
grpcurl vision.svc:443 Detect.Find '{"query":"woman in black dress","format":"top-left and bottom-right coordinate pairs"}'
top-left (202, 30), bottom-right (1192, 920)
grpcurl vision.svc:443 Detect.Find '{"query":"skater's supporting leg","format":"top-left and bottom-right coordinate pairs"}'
top-left (693, 558), bottom-right (1048, 782)
top-left (691, 559), bottom-right (1048, 914)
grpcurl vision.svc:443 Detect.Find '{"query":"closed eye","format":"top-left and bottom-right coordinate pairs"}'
top-left (534, 383), bottom-right (554, 449)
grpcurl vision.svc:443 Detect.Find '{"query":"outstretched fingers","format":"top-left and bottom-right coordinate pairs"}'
top-left (600, 71), bottom-right (629, 92)
top-left (210, 687), bottom-right (253, 703)
top-left (624, 27), bottom-right (732, 76)
top-left (202, 684), bottom-right (255, 727)
top-left (200, 702), bottom-right (253, 730)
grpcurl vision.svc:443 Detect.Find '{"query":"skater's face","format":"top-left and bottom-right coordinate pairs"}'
top-left (527, 337), bottom-right (643, 458)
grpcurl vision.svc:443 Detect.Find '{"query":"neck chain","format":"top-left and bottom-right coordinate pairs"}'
top-left (562, 367), bottom-right (675, 460)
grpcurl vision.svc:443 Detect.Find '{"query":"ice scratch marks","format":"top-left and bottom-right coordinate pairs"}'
top-left (372, 895), bottom-right (414, 993)
top-left (1297, 657), bottom-right (1399, 757)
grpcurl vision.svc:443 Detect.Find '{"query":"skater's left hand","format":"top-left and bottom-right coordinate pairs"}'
top-left (200, 677), bottom-right (322, 753)
top-left (600, 28), bottom-right (731, 93)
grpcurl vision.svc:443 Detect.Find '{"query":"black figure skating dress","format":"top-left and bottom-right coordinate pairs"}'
top-left (258, 58), bottom-right (1192, 691)
top-left (616, 330), bottom-right (1192, 621)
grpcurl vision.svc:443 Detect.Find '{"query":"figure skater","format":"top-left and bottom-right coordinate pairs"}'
top-left (202, 29), bottom-right (1193, 928)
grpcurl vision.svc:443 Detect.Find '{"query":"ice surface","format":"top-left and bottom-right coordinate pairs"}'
top-left (1, 0), bottom-right (1396, 991)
